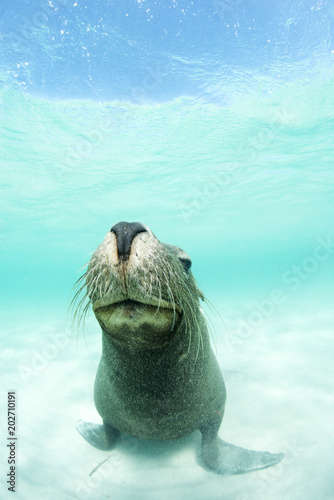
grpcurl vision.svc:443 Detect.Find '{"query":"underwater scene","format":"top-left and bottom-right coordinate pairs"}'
top-left (1, 1), bottom-right (334, 499)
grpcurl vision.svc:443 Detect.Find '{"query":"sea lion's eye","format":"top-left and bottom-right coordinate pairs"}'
top-left (179, 258), bottom-right (192, 273)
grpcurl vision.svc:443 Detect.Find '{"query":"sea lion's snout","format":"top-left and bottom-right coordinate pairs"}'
top-left (83, 222), bottom-right (194, 345)
top-left (110, 221), bottom-right (148, 262)
top-left (71, 221), bottom-right (207, 348)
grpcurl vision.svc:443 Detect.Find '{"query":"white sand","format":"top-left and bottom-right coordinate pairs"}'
top-left (1, 298), bottom-right (334, 500)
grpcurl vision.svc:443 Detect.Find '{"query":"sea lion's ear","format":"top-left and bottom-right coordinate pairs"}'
top-left (163, 244), bottom-right (193, 274)
top-left (162, 243), bottom-right (191, 261)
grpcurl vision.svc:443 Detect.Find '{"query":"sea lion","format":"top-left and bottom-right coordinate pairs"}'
top-left (74, 221), bottom-right (283, 474)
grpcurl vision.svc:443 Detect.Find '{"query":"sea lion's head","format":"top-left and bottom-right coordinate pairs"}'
top-left (73, 222), bottom-right (204, 349)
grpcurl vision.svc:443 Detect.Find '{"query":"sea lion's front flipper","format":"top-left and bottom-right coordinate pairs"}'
top-left (202, 437), bottom-right (284, 475)
top-left (76, 419), bottom-right (120, 451)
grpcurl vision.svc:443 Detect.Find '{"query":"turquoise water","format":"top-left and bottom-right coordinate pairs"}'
top-left (1, 1), bottom-right (334, 499)
top-left (1, 79), bottom-right (334, 307)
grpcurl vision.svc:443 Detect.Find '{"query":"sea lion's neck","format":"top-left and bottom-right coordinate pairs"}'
top-left (100, 312), bottom-right (210, 382)
top-left (101, 326), bottom-right (186, 366)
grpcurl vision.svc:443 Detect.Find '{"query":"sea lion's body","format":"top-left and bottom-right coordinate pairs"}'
top-left (95, 310), bottom-right (226, 441)
top-left (75, 222), bottom-right (283, 474)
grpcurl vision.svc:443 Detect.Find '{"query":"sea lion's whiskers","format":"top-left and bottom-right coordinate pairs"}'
top-left (176, 282), bottom-right (203, 361)
top-left (144, 273), bottom-right (154, 305)
top-left (202, 307), bottom-right (217, 353)
top-left (72, 292), bottom-right (90, 326)
top-left (86, 261), bottom-right (100, 280)
top-left (71, 287), bottom-right (88, 315)
top-left (90, 271), bottom-right (102, 299)
top-left (200, 297), bottom-right (229, 355)
top-left (80, 299), bottom-right (92, 329)
top-left (204, 296), bottom-right (229, 337)
top-left (103, 278), bottom-right (111, 295)
top-left (74, 298), bottom-right (92, 343)
top-left (77, 262), bottom-right (90, 274)
top-left (70, 281), bottom-right (88, 306)
top-left (194, 315), bottom-right (204, 365)
top-left (154, 275), bottom-right (163, 316)
top-left (73, 271), bottom-right (88, 288)
top-left (160, 266), bottom-right (177, 330)
top-left (178, 295), bottom-right (193, 356)
top-left (69, 272), bottom-right (88, 312)
top-left (199, 299), bottom-right (221, 354)
top-left (86, 275), bottom-right (99, 297)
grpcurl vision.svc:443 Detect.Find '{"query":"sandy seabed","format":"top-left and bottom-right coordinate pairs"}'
top-left (1, 298), bottom-right (334, 500)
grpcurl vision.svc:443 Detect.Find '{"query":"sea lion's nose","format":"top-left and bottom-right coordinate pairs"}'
top-left (110, 221), bottom-right (147, 261)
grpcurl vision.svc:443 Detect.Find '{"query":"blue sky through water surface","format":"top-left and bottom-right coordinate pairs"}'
top-left (1, 0), bottom-right (333, 102)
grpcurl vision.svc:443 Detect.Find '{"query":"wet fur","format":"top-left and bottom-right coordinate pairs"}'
top-left (71, 229), bottom-right (206, 362)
